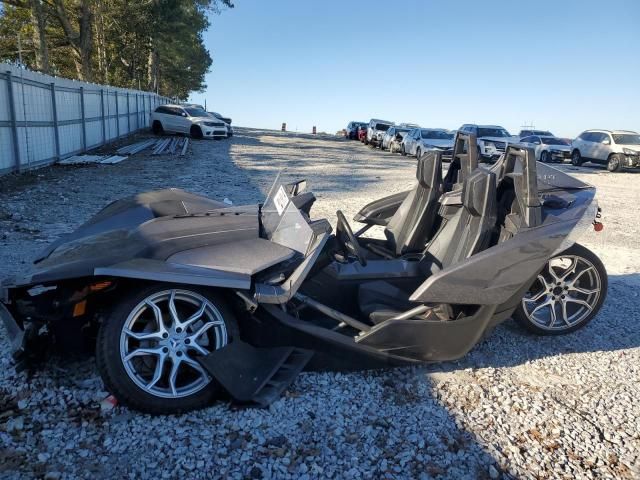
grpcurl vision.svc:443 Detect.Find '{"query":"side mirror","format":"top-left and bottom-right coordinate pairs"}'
top-left (602, 139), bottom-right (610, 145)
top-left (181, 112), bottom-right (187, 117)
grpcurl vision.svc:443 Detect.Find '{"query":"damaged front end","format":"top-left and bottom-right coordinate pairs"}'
top-left (1, 277), bottom-right (115, 372)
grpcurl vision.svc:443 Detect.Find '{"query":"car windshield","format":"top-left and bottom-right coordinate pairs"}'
top-left (376, 123), bottom-right (392, 131)
top-left (184, 107), bottom-right (210, 118)
top-left (612, 133), bottom-right (640, 145)
top-left (523, 130), bottom-right (552, 137)
top-left (478, 128), bottom-right (511, 138)
top-left (262, 172), bottom-right (315, 255)
top-left (421, 130), bottom-right (453, 139)
top-left (396, 128), bottom-right (411, 134)
top-left (541, 137), bottom-right (569, 146)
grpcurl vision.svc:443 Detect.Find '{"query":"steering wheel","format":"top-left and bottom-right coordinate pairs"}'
top-left (335, 210), bottom-right (367, 266)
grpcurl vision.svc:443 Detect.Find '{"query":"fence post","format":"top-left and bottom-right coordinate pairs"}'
top-left (5, 71), bottom-right (21, 172)
top-left (50, 82), bottom-right (60, 161)
top-left (126, 92), bottom-right (130, 134)
top-left (115, 91), bottom-right (120, 138)
top-left (80, 86), bottom-right (86, 151)
top-left (101, 89), bottom-right (106, 145)
top-left (135, 93), bottom-right (139, 131)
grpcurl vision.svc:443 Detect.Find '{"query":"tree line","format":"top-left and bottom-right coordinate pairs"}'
top-left (0, 0), bottom-right (233, 99)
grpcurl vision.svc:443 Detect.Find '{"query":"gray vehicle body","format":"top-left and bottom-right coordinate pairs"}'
top-left (1, 134), bottom-right (601, 379)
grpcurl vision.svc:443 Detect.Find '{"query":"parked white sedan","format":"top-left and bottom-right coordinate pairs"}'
top-left (520, 135), bottom-right (571, 163)
top-left (401, 128), bottom-right (454, 157)
top-left (150, 104), bottom-right (228, 139)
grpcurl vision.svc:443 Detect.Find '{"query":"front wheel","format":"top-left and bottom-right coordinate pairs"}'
top-left (513, 243), bottom-right (607, 335)
top-left (541, 151), bottom-right (550, 163)
top-left (401, 145), bottom-right (407, 156)
top-left (571, 150), bottom-right (583, 166)
top-left (190, 125), bottom-right (203, 139)
top-left (96, 284), bottom-right (237, 414)
top-left (416, 147), bottom-right (422, 159)
top-left (607, 153), bottom-right (623, 172)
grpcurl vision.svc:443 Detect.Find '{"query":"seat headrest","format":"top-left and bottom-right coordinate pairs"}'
top-left (416, 150), bottom-right (443, 189)
top-left (462, 169), bottom-right (496, 216)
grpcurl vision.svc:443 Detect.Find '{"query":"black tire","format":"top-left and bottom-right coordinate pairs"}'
top-left (152, 121), bottom-right (163, 136)
top-left (401, 145), bottom-right (407, 156)
top-left (190, 125), bottom-right (203, 139)
top-left (541, 151), bottom-right (550, 163)
top-left (607, 153), bottom-right (623, 172)
top-left (416, 147), bottom-right (422, 159)
top-left (513, 243), bottom-right (607, 336)
top-left (96, 283), bottom-right (238, 414)
top-left (571, 150), bottom-right (583, 166)
top-left (364, 138), bottom-right (369, 145)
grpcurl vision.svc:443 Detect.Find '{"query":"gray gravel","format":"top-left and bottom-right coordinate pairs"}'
top-left (1, 128), bottom-right (639, 479)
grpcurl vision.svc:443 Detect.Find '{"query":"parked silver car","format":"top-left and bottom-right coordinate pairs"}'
top-left (381, 126), bottom-right (411, 151)
top-left (571, 130), bottom-right (640, 171)
top-left (401, 128), bottom-right (454, 157)
top-left (520, 135), bottom-right (571, 163)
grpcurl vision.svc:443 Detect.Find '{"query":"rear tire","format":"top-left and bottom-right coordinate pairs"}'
top-left (401, 145), bottom-right (407, 156)
top-left (571, 150), bottom-right (583, 166)
top-left (96, 284), bottom-right (238, 414)
top-left (607, 153), bottom-right (623, 172)
top-left (190, 125), bottom-right (203, 139)
top-left (513, 243), bottom-right (607, 336)
top-left (416, 147), bottom-right (422, 159)
top-left (152, 121), bottom-right (163, 136)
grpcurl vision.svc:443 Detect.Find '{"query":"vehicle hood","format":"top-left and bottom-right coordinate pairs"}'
top-left (546, 144), bottom-right (571, 151)
top-left (21, 189), bottom-right (259, 285)
top-left (420, 139), bottom-right (454, 149)
top-left (479, 136), bottom-right (517, 143)
top-left (617, 143), bottom-right (640, 152)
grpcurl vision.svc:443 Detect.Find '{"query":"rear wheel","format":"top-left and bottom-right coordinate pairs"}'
top-left (96, 284), bottom-right (237, 414)
top-left (190, 125), bottom-right (203, 139)
top-left (416, 147), bottom-right (422, 159)
top-left (607, 153), bottom-right (623, 172)
top-left (401, 145), bottom-right (407, 156)
top-left (571, 150), bottom-right (583, 166)
top-left (152, 121), bottom-right (163, 136)
top-left (513, 243), bottom-right (607, 335)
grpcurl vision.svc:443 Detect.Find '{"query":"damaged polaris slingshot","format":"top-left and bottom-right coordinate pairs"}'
top-left (1, 133), bottom-right (607, 414)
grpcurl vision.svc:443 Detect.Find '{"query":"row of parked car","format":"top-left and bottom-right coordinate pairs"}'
top-left (150, 103), bottom-right (233, 139)
top-left (345, 120), bottom-right (640, 172)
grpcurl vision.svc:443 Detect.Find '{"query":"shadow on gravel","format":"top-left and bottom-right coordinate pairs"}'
top-left (555, 163), bottom-right (640, 175)
top-left (436, 273), bottom-right (640, 372)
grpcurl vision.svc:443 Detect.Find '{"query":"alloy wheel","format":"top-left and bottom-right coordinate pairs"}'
top-left (119, 289), bottom-right (228, 399)
top-left (521, 255), bottom-right (602, 332)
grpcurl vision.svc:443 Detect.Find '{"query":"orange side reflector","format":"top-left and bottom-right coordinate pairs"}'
top-left (73, 300), bottom-right (87, 317)
top-left (90, 281), bottom-right (112, 292)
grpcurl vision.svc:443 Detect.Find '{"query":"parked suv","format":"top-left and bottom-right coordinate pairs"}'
top-left (458, 124), bottom-right (517, 162)
top-left (571, 130), bottom-right (640, 171)
top-left (366, 119), bottom-right (394, 147)
top-left (151, 104), bottom-right (227, 139)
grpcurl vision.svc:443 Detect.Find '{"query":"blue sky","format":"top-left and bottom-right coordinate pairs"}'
top-left (190, 0), bottom-right (640, 137)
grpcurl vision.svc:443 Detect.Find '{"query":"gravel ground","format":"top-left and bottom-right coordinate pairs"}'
top-left (0, 128), bottom-right (639, 479)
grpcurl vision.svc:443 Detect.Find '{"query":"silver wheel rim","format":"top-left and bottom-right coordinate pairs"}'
top-left (119, 289), bottom-right (228, 399)
top-left (522, 255), bottom-right (601, 331)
